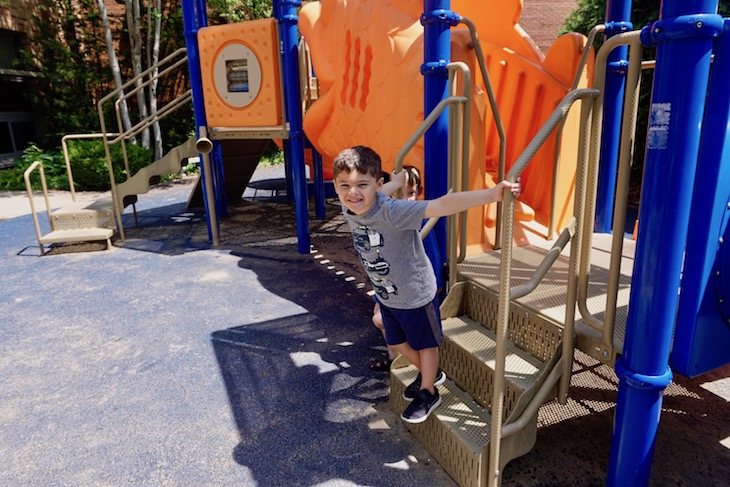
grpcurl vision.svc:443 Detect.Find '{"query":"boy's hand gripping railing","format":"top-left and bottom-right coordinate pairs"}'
top-left (486, 87), bottom-right (598, 487)
top-left (576, 30), bottom-right (644, 363)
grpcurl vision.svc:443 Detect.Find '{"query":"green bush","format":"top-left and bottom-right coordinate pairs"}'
top-left (0, 144), bottom-right (68, 191)
top-left (66, 140), bottom-right (153, 191)
top-left (0, 140), bottom-right (154, 192)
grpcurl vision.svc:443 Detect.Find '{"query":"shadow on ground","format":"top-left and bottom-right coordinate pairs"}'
top-left (210, 244), bottom-right (456, 486)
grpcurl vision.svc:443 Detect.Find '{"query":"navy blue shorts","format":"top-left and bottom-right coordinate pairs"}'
top-left (378, 296), bottom-right (443, 350)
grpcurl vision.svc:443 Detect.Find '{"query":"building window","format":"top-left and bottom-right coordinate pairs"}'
top-left (0, 29), bottom-right (36, 162)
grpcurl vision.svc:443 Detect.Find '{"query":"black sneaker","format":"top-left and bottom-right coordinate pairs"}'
top-left (402, 369), bottom-right (446, 401)
top-left (401, 388), bottom-right (442, 424)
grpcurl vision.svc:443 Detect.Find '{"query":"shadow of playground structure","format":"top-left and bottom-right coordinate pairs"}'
top-left (211, 245), bottom-right (456, 486)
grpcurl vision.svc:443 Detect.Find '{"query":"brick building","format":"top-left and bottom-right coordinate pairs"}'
top-left (521, 0), bottom-right (580, 52)
top-left (0, 0), bottom-right (40, 163)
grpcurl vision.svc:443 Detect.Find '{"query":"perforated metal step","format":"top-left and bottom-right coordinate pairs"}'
top-left (50, 198), bottom-right (115, 230)
top-left (390, 360), bottom-right (490, 487)
top-left (441, 315), bottom-right (544, 415)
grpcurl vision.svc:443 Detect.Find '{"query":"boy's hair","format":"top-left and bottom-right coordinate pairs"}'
top-left (403, 165), bottom-right (422, 192)
top-left (333, 146), bottom-right (382, 179)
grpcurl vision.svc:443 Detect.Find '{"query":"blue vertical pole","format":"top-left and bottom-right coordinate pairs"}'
top-left (196, 0), bottom-right (228, 220)
top-left (311, 144), bottom-right (326, 220)
top-left (181, 0), bottom-right (218, 240)
top-left (595, 0), bottom-right (632, 233)
top-left (607, 1), bottom-right (723, 485)
top-left (422, 1), bottom-right (453, 276)
top-left (671, 17), bottom-right (730, 377)
top-left (275, 0), bottom-right (311, 254)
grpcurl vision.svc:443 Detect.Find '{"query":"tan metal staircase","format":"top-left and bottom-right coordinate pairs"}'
top-left (24, 49), bottom-right (196, 253)
top-left (390, 280), bottom-right (563, 486)
top-left (386, 29), bottom-right (645, 487)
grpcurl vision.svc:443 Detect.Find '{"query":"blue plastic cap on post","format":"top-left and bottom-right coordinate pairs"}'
top-left (640, 13), bottom-right (724, 47)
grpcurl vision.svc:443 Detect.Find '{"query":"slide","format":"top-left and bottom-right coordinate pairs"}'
top-left (187, 139), bottom-right (270, 207)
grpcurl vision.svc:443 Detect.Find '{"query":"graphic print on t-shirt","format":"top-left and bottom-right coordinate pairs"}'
top-left (352, 226), bottom-right (383, 252)
top-left (371, 277), bottom-right (397, 300)
top-left (351, 225), bottom-right (397, 299)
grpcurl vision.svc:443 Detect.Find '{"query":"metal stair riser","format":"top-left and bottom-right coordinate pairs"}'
top-left (463, 283), bottom-right (562, 363)
top-left (390, 363), bottom-right (487, 487)
top-left (51, 212), bottom-right (115, 231)
top-left (440, 331), bottom-right (523, 421)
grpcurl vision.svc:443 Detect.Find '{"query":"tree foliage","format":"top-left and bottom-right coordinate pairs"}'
top-left (563, 0), bottom-right (730, 52)
top-left (561, 0), bottom-right (730, 206)
top-left (17, 0), bottom-right (187, 150)
top-left (17, 0), bottom-right (111, 143)
top-left (206, 0), bottom-right (273, 24)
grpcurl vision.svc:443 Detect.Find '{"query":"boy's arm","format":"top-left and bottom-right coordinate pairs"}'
top-left (424, 180), bottom-right (521, 218)
top-left (380, 169), bottom-right (406, 196)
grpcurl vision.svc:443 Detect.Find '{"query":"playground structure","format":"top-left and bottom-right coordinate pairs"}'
top-left (20, 0), bottom-right (730, 485)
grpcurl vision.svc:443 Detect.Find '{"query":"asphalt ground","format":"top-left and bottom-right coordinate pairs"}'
top-left (1, 164), bottom-right (729, 486)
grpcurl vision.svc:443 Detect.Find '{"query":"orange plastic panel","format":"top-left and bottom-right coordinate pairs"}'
top-left (300, 0), bottom-right (593, 245)
top-left (198, 18), bottom-right (282, 128)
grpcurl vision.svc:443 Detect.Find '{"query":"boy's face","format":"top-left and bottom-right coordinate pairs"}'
top-left (334, 170), bottom-right (383, 215)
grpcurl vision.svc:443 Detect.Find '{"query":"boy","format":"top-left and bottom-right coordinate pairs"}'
top-left (334, 146), bottom-right (520, 423)
top-left (370, 165), bottom-right (442, 372)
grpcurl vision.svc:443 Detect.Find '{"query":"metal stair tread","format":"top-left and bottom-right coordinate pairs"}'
top-left (391, 363), bottom-right (491, 452)
top-left (50, 197), bottom-right (113, 215)
top-left (40, 228), bottom-right (113, 244)
top-left (442, 315), bottom-right (545, 392)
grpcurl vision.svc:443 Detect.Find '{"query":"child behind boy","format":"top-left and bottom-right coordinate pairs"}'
top-left (334, 146), bottom-right (521, 423)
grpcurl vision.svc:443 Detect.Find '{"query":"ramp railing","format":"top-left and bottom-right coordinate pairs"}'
top-left (573, 30), bottom-right (645, 363)
top-left (96, 47), bottom-right (192, 240)
top-left (487, 87), bottom-right (598, 487)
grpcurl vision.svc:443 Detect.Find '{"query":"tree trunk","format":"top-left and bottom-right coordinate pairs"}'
top-left (96, 0), bottom-right (135, 140)
top-left (126, 0), bottom-right (151, 149)
top-left (148, 0), bottom-right (164, 159)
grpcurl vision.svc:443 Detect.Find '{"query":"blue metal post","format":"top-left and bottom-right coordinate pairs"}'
top-left (181, 0), bottom-right (218, 240)
top-left (275, 0), bottom-right (311, 254)
top-left (608, 1), bottom-right (723, 485)
top-left (196, 0), bottom-right (228, 220)
top-left (671, 17), bottom-right (730, 377)
top-left (310, 143), bottom-right (326, 220)
top-left (595, 0), bottom-right (632, 233)
top-left (422, 1), bottom-right (453, 274)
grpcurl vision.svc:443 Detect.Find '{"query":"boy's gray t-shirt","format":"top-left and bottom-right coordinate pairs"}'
top-left (343, 192), bottom-right (437, 309)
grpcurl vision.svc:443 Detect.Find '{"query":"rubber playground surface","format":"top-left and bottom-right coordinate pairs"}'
top-left (1, 165), bottom-right (729, 486)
